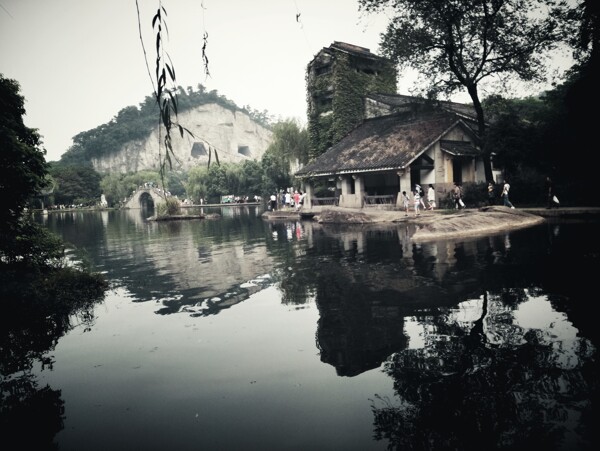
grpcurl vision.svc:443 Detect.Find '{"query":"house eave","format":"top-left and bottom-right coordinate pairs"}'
top-left (296, 165), bottom-right (405, 179)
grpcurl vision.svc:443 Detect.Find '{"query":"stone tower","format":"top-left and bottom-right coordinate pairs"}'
top-left (306, 41), bottom-right (397, 159)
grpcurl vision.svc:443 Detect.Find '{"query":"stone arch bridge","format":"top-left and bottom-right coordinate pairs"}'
top-left (123, 188), bottom-right (167, 209)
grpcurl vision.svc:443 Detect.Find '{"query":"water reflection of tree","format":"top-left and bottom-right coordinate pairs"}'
top-left (265, 221), bottom-right (320, 305)
top-left (0, 269), bottom-right (107, 449)
top-left (269, 222), bottom-right (598, 449)
top-left (370, 288), bottom-right (597, 450)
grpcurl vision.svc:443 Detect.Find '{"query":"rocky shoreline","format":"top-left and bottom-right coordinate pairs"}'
top-left (263, 206), bottom-right (548, 242)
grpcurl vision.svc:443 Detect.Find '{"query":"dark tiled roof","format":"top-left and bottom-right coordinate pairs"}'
top-left (440, 140), bottom-right (480, 156)
top-left (297, 110), bottom-right (474, 178)
top-left (367, 93), bottom-right (478, 120)
top-left (309, 41), bottom-right (388, 67)
top-left (330, 41), bottom-right (383, 59)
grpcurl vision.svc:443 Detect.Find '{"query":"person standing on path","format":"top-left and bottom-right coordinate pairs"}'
top-left (293, 190), bottom-right (300, 210)
top-left (427, 184), bottom-right (436, 210)
top-left (545, 176), bottom-right (558, 209)
top-left (501, 180), bottom-right (515, 209)
top-left (487, 181), bottom-right (495, 206)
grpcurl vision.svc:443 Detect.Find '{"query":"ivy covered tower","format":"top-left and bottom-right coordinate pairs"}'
top-left (306, 41), bottom-right (397, 160)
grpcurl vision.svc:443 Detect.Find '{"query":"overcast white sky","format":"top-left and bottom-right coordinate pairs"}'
top-left (1, 0), bottom-right (574, 162)
top-left (1, 0), bottom-right (398, 161)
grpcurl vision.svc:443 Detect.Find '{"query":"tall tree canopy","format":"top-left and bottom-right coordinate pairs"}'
top-left (0, 74), bottom-right (65, 266)
top-left (0, 74), bottom-right (48, 227)
top-left (359, 0), bottom-right (576, 181)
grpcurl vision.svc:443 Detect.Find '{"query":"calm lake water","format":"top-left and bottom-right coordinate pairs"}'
top-left (5, 206), bottom-right (599, 450)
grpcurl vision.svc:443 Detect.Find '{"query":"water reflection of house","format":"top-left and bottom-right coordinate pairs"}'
top-left (297, 42), bottom-right (501, 209)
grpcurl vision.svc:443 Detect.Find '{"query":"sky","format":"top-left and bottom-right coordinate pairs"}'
top-left (1, 1), bottom-right (574, 162)
top-left (1, 0), bottom-right (399, 162)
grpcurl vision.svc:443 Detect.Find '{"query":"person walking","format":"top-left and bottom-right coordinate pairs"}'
top-left (501, 180), bottom-right (515, 209)
top-left (452, 183), bottom-right (464, 209)
top-left (427, 184), bottom-right (436, 210)
top-left (545, 176), bottom-right (558, 209)
top-left (297, 191), bottom-right (306, 211)
top-left (415, 184), bottom-right (427, 210)
top-left (413, 186), bottom-right (423, 216)
top-left (284, 191), bottom-right (291, 209)
top-left (401, 191), bottom-right (410, 216)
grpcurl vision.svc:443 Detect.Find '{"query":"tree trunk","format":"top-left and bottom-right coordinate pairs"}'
top-left (467, 84), bottom-right (494, 182)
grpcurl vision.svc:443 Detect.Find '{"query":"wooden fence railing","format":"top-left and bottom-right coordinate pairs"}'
top-left (364, 194), bottom-right (396, 206)
top-left (311, 197), bottom-right (339, 206)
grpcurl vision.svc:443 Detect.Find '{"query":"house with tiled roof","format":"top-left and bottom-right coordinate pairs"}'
top-left (296, 43), bottom-right (500, 209)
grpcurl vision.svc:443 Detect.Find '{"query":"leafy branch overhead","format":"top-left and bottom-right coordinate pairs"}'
top-left (359, 0), bottom-right (578, 182)
top-left (135, 1), bottom-right (218, 192)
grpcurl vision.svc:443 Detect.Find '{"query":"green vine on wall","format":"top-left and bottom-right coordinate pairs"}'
top-left (306, 47), bottom-right (397, 161)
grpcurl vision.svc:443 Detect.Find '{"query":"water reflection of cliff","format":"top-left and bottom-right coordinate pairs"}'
top-left (42, 208), bottom-right (277, 316)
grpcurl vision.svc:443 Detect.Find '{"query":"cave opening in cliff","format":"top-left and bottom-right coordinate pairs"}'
top-left (238, 145), bottom-right (251, 157)
top-left (191, 142), bottom-right (208, 158)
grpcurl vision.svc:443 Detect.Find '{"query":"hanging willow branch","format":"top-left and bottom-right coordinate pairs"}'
top-left (150, 4), bottom-right (194, 194)
top-left (136, 0), bottom-right (218, 192)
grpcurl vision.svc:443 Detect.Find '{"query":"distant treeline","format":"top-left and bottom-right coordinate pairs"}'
top-left (59, 84), bottom-right (273, 166)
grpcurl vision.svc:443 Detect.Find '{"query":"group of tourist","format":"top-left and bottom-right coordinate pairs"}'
top-left (268, 177), bottom-right (558, 216)
top-left (401, 184), bottom-right (437, 216)
top-left (398, 179), bottom-right (526, 217)
top-left (268, 190), bottom-right (306, 211)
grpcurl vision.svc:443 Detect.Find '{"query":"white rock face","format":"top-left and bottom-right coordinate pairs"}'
top-left (91, 103), bottom-right (273, 174)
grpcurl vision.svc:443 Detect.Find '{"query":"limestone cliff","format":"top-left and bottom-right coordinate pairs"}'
top-left (91, 103), bottom-right (273, 174)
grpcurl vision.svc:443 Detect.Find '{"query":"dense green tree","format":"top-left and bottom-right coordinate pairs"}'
top-left (0, 74), bottom-right (63, 265)
top-left (164, 171), bottom-right (187, 198)
top-left (49, 164), bottom-right (102, 206)
top-left (238, 160), bottom-right (264, 198)
top-left (0, 75), bottom-right (83, 267)
top-left (99, 173), bottom-right (129, 207)
top-left (185, 166), bottom-right (209, 203)
top-left (261, 120), bottom-right (309, 192)
top-left (205, 164), bottom-right (229, 202)
top-left (0, 74), bottom-right (48, 224)
top-left (482, 58), bottom-right (599, 206)
top-left (185, 160), bottom-right (265, 202)
top-left (260, 152), bottom-right (288, 196)
top-left (483, 95), bottom-right (545, 172)
top-left (359, 0), bottom-right (576, 182)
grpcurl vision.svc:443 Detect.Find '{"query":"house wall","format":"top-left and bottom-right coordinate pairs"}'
top-left (301, 119), bottom-right (494, 210)
top-left (338, 174), bottom-right (364, 208)
top-left (421, 148), bottom-right (436, 186)
top-left (396, 171), bottom-right (411, 207)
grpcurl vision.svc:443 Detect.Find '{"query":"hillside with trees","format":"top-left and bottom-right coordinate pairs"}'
top-left (59, 84), bottom-right (273, 167)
